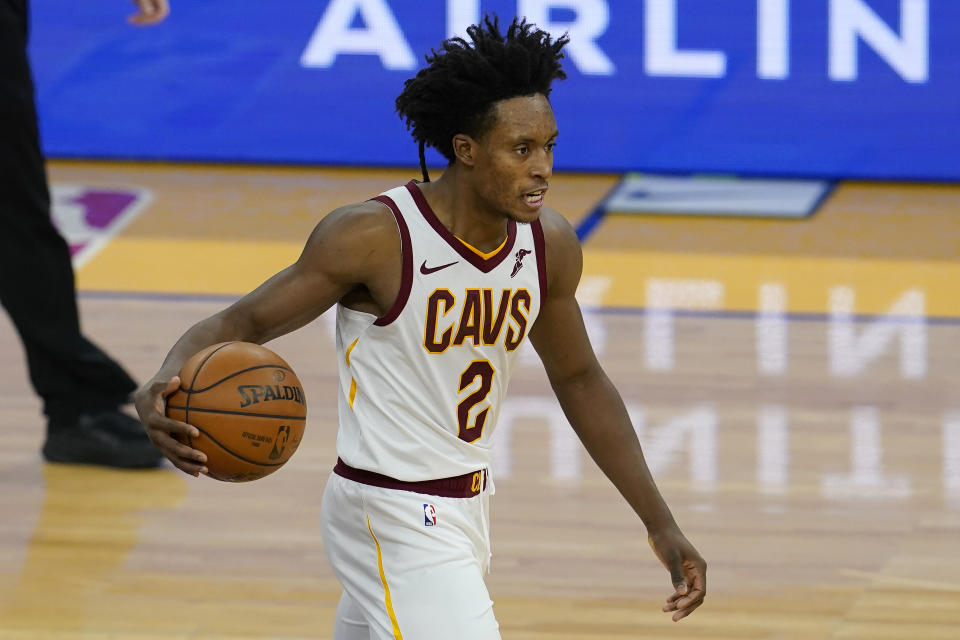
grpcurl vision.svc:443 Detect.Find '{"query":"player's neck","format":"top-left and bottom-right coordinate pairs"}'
top-left (418, 170), bottom-right (508, 252)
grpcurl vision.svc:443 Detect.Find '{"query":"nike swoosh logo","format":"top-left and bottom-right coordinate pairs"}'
top-left (420, 260), bottom-right (459, 275)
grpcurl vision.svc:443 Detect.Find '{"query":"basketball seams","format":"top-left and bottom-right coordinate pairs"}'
top-left (184, 341), bottom-right (237, 447)
top-left (165, 405), bottom-right (306, 421)
top-left (186, 364), bottom-right (298, 394)
top-left (195, 426), bottom-right (287, 468)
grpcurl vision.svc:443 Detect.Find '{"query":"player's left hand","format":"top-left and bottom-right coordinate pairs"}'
top-left (648, 526), bottom-right (706, 621)
top-left (128, 0), bottom-right (170, 25)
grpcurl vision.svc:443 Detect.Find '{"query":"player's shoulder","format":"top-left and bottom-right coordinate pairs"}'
top-left (535, 207), bottom-right (581, 257)
top-left (536, 206), bottom-right (578, 243)
top-left (299, 198), bottom-right (401, 274)
top-left (326, 198), bottom-right (398, 231)
top-left (311, 198), bottom-right (399, 246)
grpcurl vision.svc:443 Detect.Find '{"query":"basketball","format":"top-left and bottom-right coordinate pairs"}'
top-left (165, 342), bottom-right (307, 482)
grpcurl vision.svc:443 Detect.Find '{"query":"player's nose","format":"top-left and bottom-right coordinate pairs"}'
top-left (530, 151), bottom-right (552, 181)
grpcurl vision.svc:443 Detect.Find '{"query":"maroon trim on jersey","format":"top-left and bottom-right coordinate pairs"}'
top-left (532, 217), bottom-right (548, 300)
top-left (405, 181), bottom-right (516, 274)
top-left (370, 195), bottom-right (413, 327)
top-left (333, 458), bottom-right (487, 498)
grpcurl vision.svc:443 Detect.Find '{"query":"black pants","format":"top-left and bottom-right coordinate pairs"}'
top-left (0, 0), bottom-right (136, 423)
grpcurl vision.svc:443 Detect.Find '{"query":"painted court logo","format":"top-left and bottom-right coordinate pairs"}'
top-left (423, 503), bottom-right (437, 526)
top-left (50, 184), bottom-right (154, 268)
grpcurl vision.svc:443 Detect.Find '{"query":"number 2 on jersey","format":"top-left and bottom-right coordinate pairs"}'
top-left (457, 360), bottom-right (494, 442)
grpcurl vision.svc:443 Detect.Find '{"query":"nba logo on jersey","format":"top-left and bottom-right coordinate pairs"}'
top-left (423, 503), bottom-right (437, 526)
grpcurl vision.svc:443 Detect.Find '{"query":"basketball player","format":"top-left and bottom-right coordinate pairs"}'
top-left (134, 16), bottom-right (706, 638)
top-left (1, 0), bottom-right (168, 468)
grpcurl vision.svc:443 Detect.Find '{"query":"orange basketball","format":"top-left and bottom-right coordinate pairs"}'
top-left (165, 342), bottom-right (307, 482)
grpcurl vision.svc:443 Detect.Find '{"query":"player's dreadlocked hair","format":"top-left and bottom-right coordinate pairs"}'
top-left (395, 15), bottom-right (569, 182)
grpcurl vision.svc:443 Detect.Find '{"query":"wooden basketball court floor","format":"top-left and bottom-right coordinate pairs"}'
top-left (1, 161), bottom-right (959, 639)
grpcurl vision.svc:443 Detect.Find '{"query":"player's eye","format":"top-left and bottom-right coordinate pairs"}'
top-left (514, 145), bottom-right (528, 156)
top-left (546, 142), bottom-right (557, 152)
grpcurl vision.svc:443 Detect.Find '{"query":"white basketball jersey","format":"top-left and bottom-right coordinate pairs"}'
top-left (334, 181), bottom-right (546, 481)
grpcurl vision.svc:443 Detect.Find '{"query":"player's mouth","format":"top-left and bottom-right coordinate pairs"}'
top-left (523, 188), bottom-right (547, 209)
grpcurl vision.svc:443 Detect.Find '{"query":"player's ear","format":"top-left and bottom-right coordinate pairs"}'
top-left (452, 134), bottom-right (476, 167)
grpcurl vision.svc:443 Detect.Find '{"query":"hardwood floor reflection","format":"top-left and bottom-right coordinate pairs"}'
top-left (2, 294), bottom-right (958, 638)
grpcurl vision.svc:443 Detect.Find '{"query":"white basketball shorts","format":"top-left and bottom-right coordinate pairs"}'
top-left (321, 467), bottom-right (501, 640)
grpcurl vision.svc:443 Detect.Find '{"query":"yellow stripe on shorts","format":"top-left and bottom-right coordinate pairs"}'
top-left (366, 516), bottom-right (403, 639)
top-left (345, 338), bottom-right (359, 365)
top-left (346, 338), bottom-right (359, 410)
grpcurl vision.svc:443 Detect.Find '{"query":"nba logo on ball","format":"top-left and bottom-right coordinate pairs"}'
top-left (423, 503), bottom-right (437, 526)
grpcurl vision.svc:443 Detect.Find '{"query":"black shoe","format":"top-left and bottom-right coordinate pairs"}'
top-left (43, 410), bottom-right (163, 469)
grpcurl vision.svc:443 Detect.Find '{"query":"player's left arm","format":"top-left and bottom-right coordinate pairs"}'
top-left (528, 208), bottom-right (707, 622)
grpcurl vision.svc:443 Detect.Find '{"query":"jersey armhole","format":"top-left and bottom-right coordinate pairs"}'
top-left (370, 195), bottom-right (413, 327)
top-left (532, 218), bottom-right (548, 301)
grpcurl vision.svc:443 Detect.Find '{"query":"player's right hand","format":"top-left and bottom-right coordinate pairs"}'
top-left (134, 376), bottom-right (209, 476)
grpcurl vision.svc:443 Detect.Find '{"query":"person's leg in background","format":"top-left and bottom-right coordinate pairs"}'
top-left (0, 0), bottom-right (160, 468)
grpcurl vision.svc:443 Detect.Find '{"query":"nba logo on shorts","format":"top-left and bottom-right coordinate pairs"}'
top-left (423, 503), bottom-right (437, 526)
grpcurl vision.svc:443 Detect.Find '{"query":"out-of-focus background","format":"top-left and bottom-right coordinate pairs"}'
top-left (2, 1), bottom-right (958, 638)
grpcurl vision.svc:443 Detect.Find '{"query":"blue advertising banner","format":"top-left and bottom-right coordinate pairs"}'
top-left (28, 0), bottom-right (959, 180)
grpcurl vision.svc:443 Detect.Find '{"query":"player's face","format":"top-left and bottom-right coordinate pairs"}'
top-left (471, 93), bottom-right (558, 223)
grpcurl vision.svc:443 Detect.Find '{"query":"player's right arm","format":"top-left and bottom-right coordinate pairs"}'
top-left (133, 200), bottom-right (402, 475)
